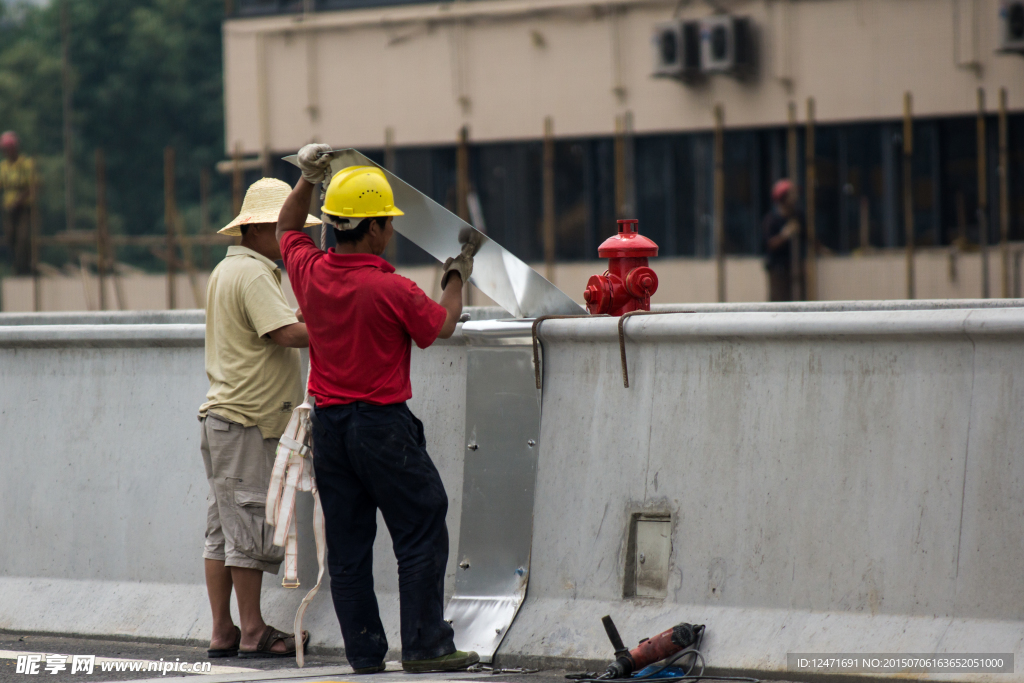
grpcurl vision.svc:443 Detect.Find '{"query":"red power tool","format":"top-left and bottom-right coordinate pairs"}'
top-left (599, 615), bottom-right (704, 679)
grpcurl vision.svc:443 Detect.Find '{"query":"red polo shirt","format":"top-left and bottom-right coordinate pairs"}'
top-left (281, 230), bottom-right (447, 407)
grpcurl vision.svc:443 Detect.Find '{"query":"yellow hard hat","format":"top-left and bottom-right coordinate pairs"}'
top-left (321, 165), bottom-right (404, 219)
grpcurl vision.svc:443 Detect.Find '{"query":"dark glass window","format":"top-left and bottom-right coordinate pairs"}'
top-left (360, 113), bottom-right (1024, 266)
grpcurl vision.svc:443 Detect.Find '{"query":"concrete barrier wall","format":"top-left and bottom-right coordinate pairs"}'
top-left (2, 305), bottom-right (1023, 680)
top-left (501, 308), bottom-right (1024, 680)
top-left (0, 319), bottom-right (470, 661)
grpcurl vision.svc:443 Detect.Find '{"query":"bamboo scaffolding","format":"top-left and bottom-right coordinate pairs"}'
top-left (456, 125), bottom-right (471, 305)
top-left (787, 101), bottom-right (801, 299)
top-left (542, 117), bottom-right (556, 284)
top-left (903, 92), bottom-right (915, 299)
top-left (977, 88), bottom-right (989, 299)
top-left (95, 149), bottom-right (108, 310)
top-left (805, 98), bottom-right (817, 301)
top-left (999, 88), bottom-right (1010, 298)
top-left (714, 103), bottom-right (725, 303)
top-left (165, 146), bottom-right (177, 309)
top-left (30, 164), bottom-right (41, 311)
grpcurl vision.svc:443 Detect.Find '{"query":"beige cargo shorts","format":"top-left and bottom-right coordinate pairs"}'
top-left (200, 412), bottom-right (284, 573)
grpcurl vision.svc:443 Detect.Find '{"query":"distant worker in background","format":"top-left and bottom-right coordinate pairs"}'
top-left (199, 178), bottom-right (318, 659)
top-left (0, 131), bottom-right (34, 275)
top-left (762, 179), bottom-right (806, 302)
top-left (277, 144), bottom-right (477, 674)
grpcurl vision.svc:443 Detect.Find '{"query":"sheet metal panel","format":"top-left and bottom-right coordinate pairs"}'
top-left (446, 320), bottom-right (541, 661)
top-left (284, 149), bottom-right (584, 318)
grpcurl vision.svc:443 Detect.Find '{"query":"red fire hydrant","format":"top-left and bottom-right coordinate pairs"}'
top-left (583, 219), bottom-right (659, 316)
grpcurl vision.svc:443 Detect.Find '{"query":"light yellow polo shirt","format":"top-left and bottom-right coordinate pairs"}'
top-left (0, 156), bottom-right (33, 211)
top-left (199, 246), bottom-right (302, 440)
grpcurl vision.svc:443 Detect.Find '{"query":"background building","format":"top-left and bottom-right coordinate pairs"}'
top-left (222, 0), bottom-right (1024, 293)
top-left (2, 0), bottom-right (1023, 309)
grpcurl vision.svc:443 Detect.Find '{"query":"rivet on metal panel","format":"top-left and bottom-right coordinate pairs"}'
top-left (460, 560), bottom-right (470, 570)
top-left (515, 567), bottom-right (525, 576)
top-left (639, 553), bottom-right (646, 564)
top-left (468, 442), bottom-right (479, 451)
top-left (495, 628), bottom-right (502, 634)
top-left (527, 440), bottom-right (536, 447)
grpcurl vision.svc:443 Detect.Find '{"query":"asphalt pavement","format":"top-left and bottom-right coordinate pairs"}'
top-left (0, 633), bottom-right (568, 683)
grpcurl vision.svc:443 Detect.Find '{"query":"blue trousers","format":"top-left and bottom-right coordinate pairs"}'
top-left (312, 401), bottom-right (456, 668)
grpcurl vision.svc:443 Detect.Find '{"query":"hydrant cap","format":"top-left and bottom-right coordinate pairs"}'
top-left (598, 219), bottom-right (659, 258)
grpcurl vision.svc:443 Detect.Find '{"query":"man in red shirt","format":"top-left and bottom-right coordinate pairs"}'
top-left (276, 144), bottom-right (476, 674)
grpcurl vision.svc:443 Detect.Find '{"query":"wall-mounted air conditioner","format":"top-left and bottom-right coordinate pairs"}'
top-left (699, 15), bottom-right (753, 77)
top-left (999, 0), bottom-right (1024, 52)
top-left (651, 20), bottom-right (701, 80)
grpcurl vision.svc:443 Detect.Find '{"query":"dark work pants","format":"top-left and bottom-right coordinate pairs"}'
top-left (312, 401), bottom-right (455, 668)
top-left (5, 206), bottom-right (30, 275)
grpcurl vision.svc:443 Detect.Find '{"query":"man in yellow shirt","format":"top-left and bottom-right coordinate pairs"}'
top-left (199, 178), bottom-right (319, 659)
top-left (0, 131), bottom-right (34, 275)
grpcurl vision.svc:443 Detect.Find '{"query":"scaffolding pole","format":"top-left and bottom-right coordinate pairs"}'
top-left (200, 166), bottom-right (211, 271)
top-left (977, 88), bottom-right (989, 299)
top-left (30, 165), bottom-right (41, 312)
top-left (543, 117), bottom-right (556, 283)
top-left (903, 92), bottom-right (915, 299)
top-left (614, 115), bottom-right (626, 219)
top-left (787, 102), bottom-right (798, 180)
top-left (805, 98), bottom-right (817, 301)
top-left (232, 142), bottom-right (243, 218)
top-left (456, 125), bottom-right (471, 304)
top-left (999, 88), bottom-right (1010, 298)
top-left (95, 148), bottom-right (108, 310)
top-left (787, 101), bottom-right (801, 300)
top-left (165, 146), bottom-right (177, 310)
top-left (714, 103), bottom-right (725, 303)
top-left (60, 0), bottom-right (75, 235)
top-left (384, 127), bottom-right (397, 263)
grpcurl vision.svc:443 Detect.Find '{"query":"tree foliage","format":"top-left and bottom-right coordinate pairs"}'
top-left (0, 0), bottom-right (232, 269)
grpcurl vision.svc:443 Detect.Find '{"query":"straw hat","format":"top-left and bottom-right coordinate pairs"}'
top-left (218, 177), bottom-right (320, 236)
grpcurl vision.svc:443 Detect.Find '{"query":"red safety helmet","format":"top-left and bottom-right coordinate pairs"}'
top-left (771, 179), bottom-right (794, 203)
top-left (0, 131), bottom-right (18, 151)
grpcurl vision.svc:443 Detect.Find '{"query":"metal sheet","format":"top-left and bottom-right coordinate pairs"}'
top-left (445, 320), bottom-right (542, 661)
top-left (283, 149), bottom-right (584, 319)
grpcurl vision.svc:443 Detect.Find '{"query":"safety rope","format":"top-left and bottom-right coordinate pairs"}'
top-left (264, 216), bottom-right (330, 668)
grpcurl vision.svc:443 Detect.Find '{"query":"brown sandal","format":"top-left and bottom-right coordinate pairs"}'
top-left (238, 625), bottom-right (309, 659)
top-left (207, 626), bottom-right (241, 658)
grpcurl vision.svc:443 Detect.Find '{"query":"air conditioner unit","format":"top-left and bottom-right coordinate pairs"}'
top-left (999, 0), bottom-right (1024, 52)
top-left (699, 15), bottom-right (753, 76)
top-left (652, 20), bottom-right (701, 80)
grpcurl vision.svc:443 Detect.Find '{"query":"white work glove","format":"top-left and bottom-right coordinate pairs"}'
top-left (441, 243), bottom-right (474, 289)
top-left (297, 143), bottom-right (334, 186)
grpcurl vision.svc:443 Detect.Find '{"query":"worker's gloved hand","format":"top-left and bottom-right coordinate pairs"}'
top-left (441, 246), bottom-right (474, 289)
top-left (297, 143), bottom-right (334, 186)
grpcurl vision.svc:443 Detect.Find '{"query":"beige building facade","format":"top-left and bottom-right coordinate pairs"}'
top-left (224, 0), bottom-right (1023, 152)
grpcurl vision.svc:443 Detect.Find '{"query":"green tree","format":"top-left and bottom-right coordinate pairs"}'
top-left (0, 0), bottom-right (233, 271)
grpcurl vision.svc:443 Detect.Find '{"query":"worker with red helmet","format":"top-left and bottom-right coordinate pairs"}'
top-left (0, 131), bottom-right (34, 275)
top-left (274, 144), bottom-right (477, 674)
top-left (762, 178), bottom-right (806, 301)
